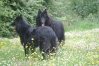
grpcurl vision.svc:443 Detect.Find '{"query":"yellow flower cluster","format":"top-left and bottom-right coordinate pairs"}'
top-left (0, 42), bottom-right (5, 48)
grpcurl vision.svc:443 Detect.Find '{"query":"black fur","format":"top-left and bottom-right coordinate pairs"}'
top-left (10, 15), bottom-right (58, 59)
top-left (24, 26), bottom-right (58, 59)
top-left (36, 9), bottom-right (65, 43)
top-left (10, 15), bottom-right (30, 46)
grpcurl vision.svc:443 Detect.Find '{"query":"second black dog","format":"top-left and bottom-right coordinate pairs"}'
top-left (36, 9), bottom-right (65, 43)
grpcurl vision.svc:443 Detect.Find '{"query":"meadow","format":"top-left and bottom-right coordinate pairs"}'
top-left (0, 0), bottom-right (99, 66)
top-left (0, 27), bottom-right (99, 66)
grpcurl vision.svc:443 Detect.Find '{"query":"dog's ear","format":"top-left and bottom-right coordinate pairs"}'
top-left (19, 14), bottom-right (22, 17)
top-left (17, 14), bottom-right (22, 17)
top-left (18, 14), bottom-right (22, 18)
top-left (44, 9), bottom-right (48, 14)
top-left (38, 9), bottom-right (42, 15)
top-left (43, 8), bottom-right (49, 18)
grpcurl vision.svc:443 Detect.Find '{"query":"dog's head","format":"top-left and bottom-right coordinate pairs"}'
top-left (10, 15), bottom-right (23, 26)
top-left (36, 9), bottom-right (49, 27)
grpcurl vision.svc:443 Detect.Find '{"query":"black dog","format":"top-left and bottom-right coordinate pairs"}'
top-left (10, 15), bottom-right (58, 59)
top-left (36, 9), bottom-right (65, 43)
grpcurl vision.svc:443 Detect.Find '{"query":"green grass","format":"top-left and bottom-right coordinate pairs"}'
top-left (65, 18), bottom-right (99, 31)
top-left (0, 28), bottom-right (99, 66)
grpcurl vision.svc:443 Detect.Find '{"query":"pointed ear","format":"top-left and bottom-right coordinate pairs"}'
top-left (19, 14), bottom-right (22, 17)
top-left (19, 14), bottom-right (23, 19)
top-left (38, 9), bottom-right (42, 15)
top-left (44, 9), bottom-right (47, 14)
top-left (17, 14), bottom-right (22, 18)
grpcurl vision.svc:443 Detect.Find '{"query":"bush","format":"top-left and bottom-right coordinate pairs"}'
top-left (0, 0), bottom-right (44, 37)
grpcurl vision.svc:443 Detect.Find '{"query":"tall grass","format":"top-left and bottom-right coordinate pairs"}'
top-left (0, 28), bottom-right (99, 66)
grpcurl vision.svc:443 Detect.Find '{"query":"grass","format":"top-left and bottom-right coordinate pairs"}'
top-left (65, 18), bottom-right (99, 31)
top-left (0, 28), bottom-right (99, 66)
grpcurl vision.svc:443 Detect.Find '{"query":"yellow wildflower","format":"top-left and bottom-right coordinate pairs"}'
top-left (31, 38), bottom-right (34, 40)
top-left (25, 46), bottom-right (28, 48)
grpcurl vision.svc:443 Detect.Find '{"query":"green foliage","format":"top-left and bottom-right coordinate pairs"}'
top-left (0, 0), bottom-right (99, 37)
top-left (0, 0), bottom-right (44, 37)
top-left (71, 0), bottom-right (99, 18)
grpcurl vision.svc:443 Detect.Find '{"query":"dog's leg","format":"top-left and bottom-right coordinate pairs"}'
top-left (40, 41), bottom-right (47, 60)
top-left (41, 51), bottom-right (46, 60)
top-left (30, 46), bottom-right (35, 57)
top-left (24, 44), bottom-right (29, 58)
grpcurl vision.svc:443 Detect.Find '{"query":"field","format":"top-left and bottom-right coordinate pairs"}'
top-left (0, 28), bottom-right (99, 66)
